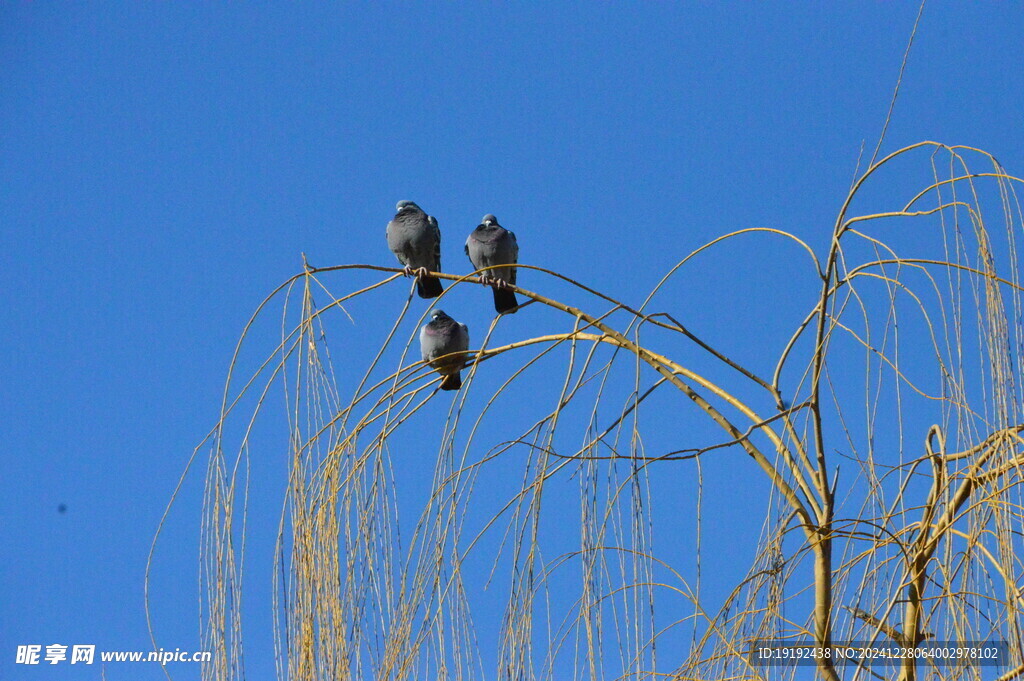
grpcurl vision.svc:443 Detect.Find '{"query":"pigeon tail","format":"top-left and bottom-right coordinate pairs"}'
top-left (440, 372), bottom-right (462, 391)
top-left (493, 288), bottom-right (518, 314)
top-left (417, 276), bottom-right (444, 299)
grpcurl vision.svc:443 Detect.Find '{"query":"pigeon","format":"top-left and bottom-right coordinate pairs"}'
top-left (465, 214), bottom-right (518, 313)
top-left (420, 309), bottom-right (470, 391)
top-left (386, 200), bottom-right (443, 298)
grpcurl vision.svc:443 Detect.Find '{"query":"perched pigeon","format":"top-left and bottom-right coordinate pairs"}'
top-left (465, 214), bottom-right (518, 313)
top-left (420, 309), bottom-right (470, 391)
top-left (387, 200), bottom-right (443, 298)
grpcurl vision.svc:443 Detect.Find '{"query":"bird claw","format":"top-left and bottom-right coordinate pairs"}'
top-left (402, 265), bottom-right (415, 277)
top-left (494, 279), bottom-right (510, 290)
top-left (414, 267), bottom-right (430, 278)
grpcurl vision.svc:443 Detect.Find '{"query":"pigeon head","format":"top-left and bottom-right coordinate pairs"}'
top-left (481, 214), bottom-right (498, 225)
top-left (396, 200), bottom-right (421, 213)
top-left (429, 309), bottom-right (450, 321)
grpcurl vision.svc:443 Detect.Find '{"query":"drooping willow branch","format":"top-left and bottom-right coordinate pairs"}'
top-left (144, 140), bottom-right (1024, 681)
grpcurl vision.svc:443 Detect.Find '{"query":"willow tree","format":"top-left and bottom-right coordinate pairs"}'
top-left (170, 141), bottom-right (1024, 681)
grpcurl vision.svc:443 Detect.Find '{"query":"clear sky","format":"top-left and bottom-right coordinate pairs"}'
top-left (2, 3), bottom-right (1023, 680)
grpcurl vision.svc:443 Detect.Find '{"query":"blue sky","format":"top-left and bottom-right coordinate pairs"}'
top-left (2, 3), bottom-right (1023, 680)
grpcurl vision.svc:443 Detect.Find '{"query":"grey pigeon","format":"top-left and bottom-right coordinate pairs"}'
top-left (420, 309), bottom-right (470, 391)
top-left (387, 200), bottom-right (443, 298)
top-left (465, 214), bottom-right (518, 313)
